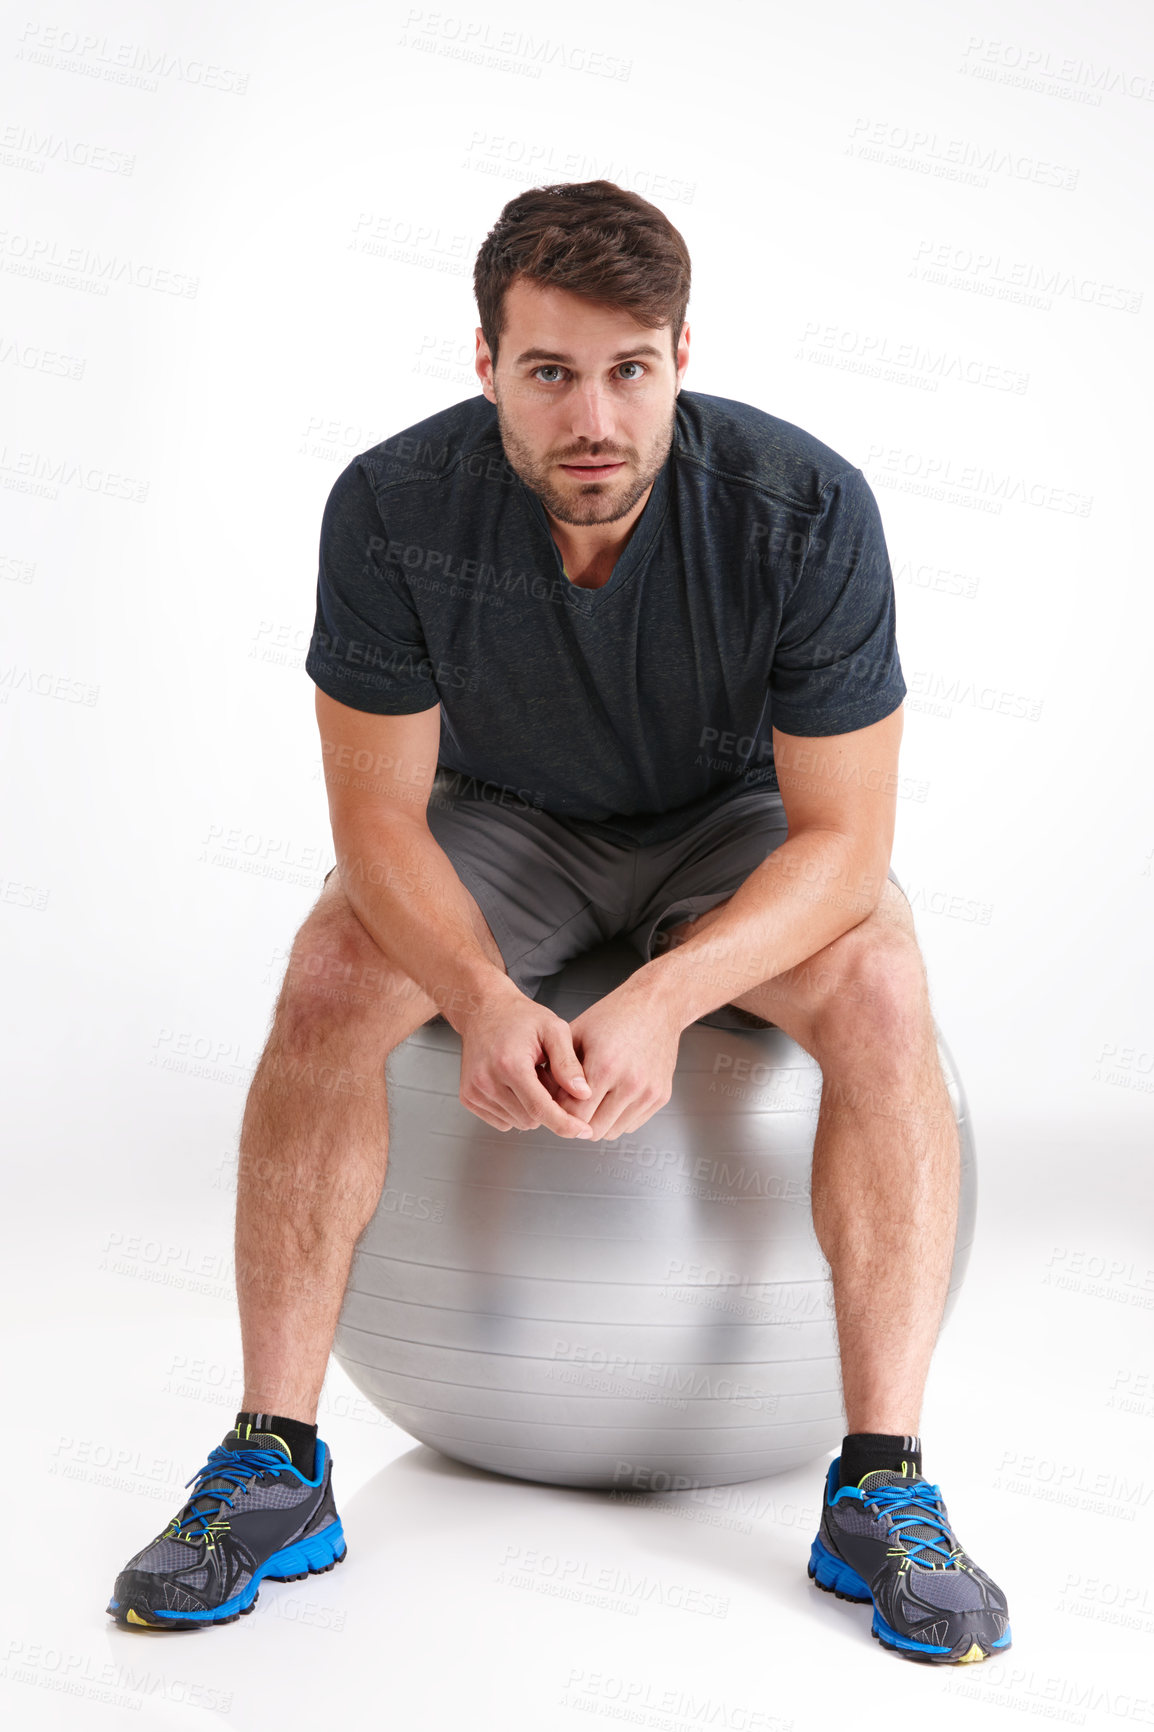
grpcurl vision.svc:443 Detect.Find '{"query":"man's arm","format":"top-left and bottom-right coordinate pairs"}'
top-left (303, 446), bottom-right (599, 1133)
top-left (645, 704), bottom-right (903, 1032)
top-left (316, 688), bottom-right (597, 1137)
top-left (316, 688), bottom-right (515, 1031)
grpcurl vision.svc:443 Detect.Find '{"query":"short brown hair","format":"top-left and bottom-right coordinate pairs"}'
top-left (473, 180), bottom-right (691, 372)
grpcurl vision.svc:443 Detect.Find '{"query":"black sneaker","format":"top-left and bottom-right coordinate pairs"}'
top-left (808, 1456), bottom-right (1012, 1663)
top-left (106, 1423), bottom-right (346, 1629)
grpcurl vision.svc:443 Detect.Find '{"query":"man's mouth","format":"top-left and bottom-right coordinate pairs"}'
top-left (559, 460), bottom-right (625, 476)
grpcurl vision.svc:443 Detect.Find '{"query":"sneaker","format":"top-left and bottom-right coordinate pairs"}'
top-left (808, 1456), bottom-right (1012, 1664)
top-left (106, 1422), bottom-right (347, 1629)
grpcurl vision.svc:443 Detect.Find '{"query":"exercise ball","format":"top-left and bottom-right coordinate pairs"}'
top-left (333, 936), bottom-right (976, 1490)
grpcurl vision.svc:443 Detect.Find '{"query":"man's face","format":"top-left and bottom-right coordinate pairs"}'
top-left (476, 276), bottom-right (689, 529)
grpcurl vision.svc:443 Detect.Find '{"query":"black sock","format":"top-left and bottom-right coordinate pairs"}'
top-left (838, 1431), bottom-right (922, 1489)
top-left (234, 1410), bottom-right (318, 1478)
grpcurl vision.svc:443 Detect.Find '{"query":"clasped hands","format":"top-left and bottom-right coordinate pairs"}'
top-left (457, 973), bottom-right (683, 1144)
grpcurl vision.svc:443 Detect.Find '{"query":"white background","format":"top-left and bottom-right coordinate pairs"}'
top-left (2, 0), bottom-right (1152, 1726)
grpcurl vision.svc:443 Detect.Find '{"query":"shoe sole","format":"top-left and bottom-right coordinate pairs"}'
top-left (808, 1534), bottom-right (1012, 1665)
top-left (106, 1519), bottom-right (348, 1630)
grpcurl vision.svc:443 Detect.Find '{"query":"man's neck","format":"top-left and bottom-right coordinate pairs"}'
top-left (557, 548), bottom-right (617, 590)
top-left (548, 482), bottom-right (655, 589)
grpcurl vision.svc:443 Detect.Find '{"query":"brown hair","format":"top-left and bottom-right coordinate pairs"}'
top-left (473, 180), bottom-right (691, 372)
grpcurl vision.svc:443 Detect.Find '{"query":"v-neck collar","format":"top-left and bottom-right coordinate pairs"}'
top-left (518, 442), bottom-right (673, 611)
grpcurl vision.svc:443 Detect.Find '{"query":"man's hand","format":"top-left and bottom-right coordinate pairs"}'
top-left (457, 984), bottom-right (596, 1139)
top-left (536, 979), bottom-right (683, 1142)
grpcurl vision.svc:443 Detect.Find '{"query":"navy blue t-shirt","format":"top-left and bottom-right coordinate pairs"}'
top-left (304, 389), bottom-right (906, 847)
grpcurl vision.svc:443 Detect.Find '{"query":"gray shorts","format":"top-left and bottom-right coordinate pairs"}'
top-left (332, 775), bottom-right (902, 1032)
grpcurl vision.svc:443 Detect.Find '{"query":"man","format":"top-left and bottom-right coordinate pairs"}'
top-left (108, 180), bottom-right (1011, 1664)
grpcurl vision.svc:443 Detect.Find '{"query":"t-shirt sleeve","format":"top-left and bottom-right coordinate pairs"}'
top-left (304, 458), bottom-right (440, 715)
top-left (769, 466), bottom-right (906, 736)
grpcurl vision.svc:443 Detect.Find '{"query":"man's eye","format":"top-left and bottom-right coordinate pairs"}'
top-left (531, 363), bottom-right (647, 385)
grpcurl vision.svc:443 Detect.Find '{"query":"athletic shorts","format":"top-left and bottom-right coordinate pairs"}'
top-left (326, 775), bottom-right (903, 1031)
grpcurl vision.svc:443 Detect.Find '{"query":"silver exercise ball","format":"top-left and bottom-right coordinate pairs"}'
top-left (333, 936), bottom-right (976, 1490)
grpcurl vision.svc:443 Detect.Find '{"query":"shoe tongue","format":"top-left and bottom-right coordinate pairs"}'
top-left (857, 1463), bottom-right (920, 1493)
top-left (221, 1426), bottom-right (294, 1463)
top-left (856, 1464), bottom-right (947, 1562)
top-left (174, 1428), bottom-right (293, 1529)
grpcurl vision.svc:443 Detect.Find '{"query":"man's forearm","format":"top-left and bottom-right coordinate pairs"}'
top-left (641, 828), bottom-right (889, 1032)
top-left (333, 815), bottom-right (516, 1033)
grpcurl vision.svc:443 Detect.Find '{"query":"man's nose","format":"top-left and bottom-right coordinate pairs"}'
top-left (567, 381), bottom-right (616, 442)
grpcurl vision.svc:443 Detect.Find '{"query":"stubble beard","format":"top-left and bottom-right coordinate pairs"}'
top-left (491, 386), bottom-right (677, 527)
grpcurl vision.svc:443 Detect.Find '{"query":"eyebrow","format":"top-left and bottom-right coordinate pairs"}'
top-left (512, 343), bottom-right (667, 367)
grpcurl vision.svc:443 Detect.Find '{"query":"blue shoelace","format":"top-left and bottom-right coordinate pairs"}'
top-left (850, 1478), bottom-right (957, 1569)
top-left (173, 1445), bottom-right (289, 1541)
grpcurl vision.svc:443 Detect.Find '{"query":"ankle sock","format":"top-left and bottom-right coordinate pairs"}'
top-left (234, 1410), bottom-right (318, 1478)
top-left (838, 1431), bottom-right (922, 1489)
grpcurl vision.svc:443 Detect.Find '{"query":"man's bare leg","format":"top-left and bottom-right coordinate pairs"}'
top-left (660, 879), bottom-right (957, 1436)
top-left (234, 868), bottom-right (507, 1425)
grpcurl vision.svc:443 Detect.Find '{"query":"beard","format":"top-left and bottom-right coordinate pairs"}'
top-left (491, 389), bottom-right (676, 527)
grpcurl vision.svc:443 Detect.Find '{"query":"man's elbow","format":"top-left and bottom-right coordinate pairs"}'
top-left (786, 823), bottom-right (894, 924)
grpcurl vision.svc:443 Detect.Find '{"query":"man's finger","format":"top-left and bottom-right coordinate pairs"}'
top-left (539, 1025), bottom-right (592, 1098)
top-left (579, 1085), bottom-right (635, 1144)
top-left (464, 1097), bottom-right (516, 1132)
top-left (503, 1068), bottom-right (595, 1138)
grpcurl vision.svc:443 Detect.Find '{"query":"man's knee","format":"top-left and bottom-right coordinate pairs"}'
top-left (277, 898), bottom-right (416, 1036)
top-left (814, 909), bottom-right (928, 1042)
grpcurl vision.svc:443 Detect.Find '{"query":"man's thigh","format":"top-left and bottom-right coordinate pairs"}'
top-left (323, 779), bottom-right (638, 1003)
top-left (622, 786), bottom-right (905, 1031)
